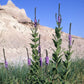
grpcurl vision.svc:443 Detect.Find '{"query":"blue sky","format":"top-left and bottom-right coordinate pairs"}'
top-left (0, 0), bottom-right (84, 38)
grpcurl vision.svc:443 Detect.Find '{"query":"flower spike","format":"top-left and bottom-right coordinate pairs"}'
top-left (3, 48), bottom-right (8, 69)
top-left (26, 48), bottom-right (31, 66)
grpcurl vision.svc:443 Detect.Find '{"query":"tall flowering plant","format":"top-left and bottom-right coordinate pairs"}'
top-left (3, 48), bottom-right (8, 70)
top-left (61, 23), bottom-right (74, 83)
top-left (38, 34), bottom-right (42, 67)
top-left (45, 50), bottom-right (49, 65)
top-left (26, 48), bottom-right (31, 66)
top-left (45, 49), bottom-right (49, 73)
top-left (69, 23), bottom-right (72, 50)
top-left (45, 50), bottom-right (49, 81)
top-left (28, 8), bottom-right (45, 84)
top-left (51, 3), bottom-right (63, 82)
top-left (30, 8), bottom-right (39, 63)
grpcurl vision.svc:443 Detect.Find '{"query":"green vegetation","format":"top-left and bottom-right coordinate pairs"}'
top-left (0, 59), bottom-right (84, 84)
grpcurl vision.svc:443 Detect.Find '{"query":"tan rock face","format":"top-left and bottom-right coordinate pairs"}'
top-left (0, 0), bottom-right (84, 65)
top-left (1, 0), bottom-right (31, 24)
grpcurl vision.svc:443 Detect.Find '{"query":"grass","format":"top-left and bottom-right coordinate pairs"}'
top-left (0, 58), bottom-right (84, 84)
top-left (70, 59), bottom-right (84, 84)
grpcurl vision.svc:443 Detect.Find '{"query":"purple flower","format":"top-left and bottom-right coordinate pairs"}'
top-left (28, 58), bottom-right (31, 66)
top-left (5, 60), bottom-right (8, 69)
top-left (45, 56), bottom-right (49, 64)
top-left (38, 45), bottom-right (41, 54)
top-left (69, 34), bottom-right (72, 46)
top-left (34, 19), bottom-right (37, 27)
top-left (40, 57), bottom-right (42, 67)
top-left (58, 16), bottom-right (61, 23)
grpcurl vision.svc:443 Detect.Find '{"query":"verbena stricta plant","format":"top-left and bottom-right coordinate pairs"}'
top-left (28, 8), bottom-right (45, 84)
top-left (26, 48), bottom-right (31, 66)
top-left (45, 49), bottom-right (49, 74)
top-left (44, 50), bottom-right (51, 83)
top-left (3, 48), bottom-right (8, 70)
top-left (38, 34), bottom-right (42, 67)
top-left (30, 8), bottom-right (39, 63)
top-left (61, 23), bottom-right (74, 84)
top-left (50, 3), bottom-right (63, 83)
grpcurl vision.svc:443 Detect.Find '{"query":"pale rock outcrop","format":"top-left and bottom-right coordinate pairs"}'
top-left (1, 0), bottom-right (31, 24)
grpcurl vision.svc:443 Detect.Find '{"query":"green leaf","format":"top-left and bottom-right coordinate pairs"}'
top-left (30, 44), bottom-right (34, 48)
top-left (56, 33), bottom-right (61, 39)
top-left (32, 33), bottom-right (38, 38)
top-left (52, 39), bottom-right (58, 48)
top-left (58, 39), bottom-right (62, 46)
top-left (57, 57), bottom-right (61, 66)
top-left (30, 43), bottom-right (39, 48)
top-left (65, 68), bottom-right (71, 78)
top-left (52, 53), bottom-right (58, 62)
top-left (63, 61), bottom-right (68, 68)
top-left (31, 38), bottom-right (39, 42)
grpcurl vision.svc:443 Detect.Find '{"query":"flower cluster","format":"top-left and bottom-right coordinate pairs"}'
top-left (5, 60), bottom-right (8, 69)
top-left (38, 45), bottom-right (41, 54)
top-left (34, 19), bottom-right (37, 27)
top-left (40, 57), bottom-right (42, 67)
top-left (58, 15), bottom-right (61, 23)
top-left (28, 58), bottom-right (31, 66)
top-left (45, 56), bottom-right (49, 65)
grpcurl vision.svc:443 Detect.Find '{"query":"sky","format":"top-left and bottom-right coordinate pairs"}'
top-left (0, 0), bottom-right (84, 38)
